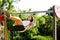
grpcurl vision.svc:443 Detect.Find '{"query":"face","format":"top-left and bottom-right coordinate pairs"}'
top-left (27, 16), bottom-right (33, 21)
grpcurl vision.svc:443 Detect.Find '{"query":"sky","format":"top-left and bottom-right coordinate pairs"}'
top-left (13, 0), bottom-right (60, 11)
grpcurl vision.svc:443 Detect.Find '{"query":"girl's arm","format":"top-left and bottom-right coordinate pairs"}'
top-left (10, 16), bottom-right (23, 25)
top-left (27, 21), bottom-right (36, 30)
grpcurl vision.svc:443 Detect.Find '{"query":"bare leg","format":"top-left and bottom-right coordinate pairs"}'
top-left (6, 13), bottom-right (23, 25)
top-left (9, 16), bottom-right (23, 25)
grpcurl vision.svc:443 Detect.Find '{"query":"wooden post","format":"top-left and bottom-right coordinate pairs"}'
top-left (4, 16), bottom-right (8, 40)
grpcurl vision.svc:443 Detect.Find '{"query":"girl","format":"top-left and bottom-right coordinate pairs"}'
top-left (6, 13), bottom-right (36, 32)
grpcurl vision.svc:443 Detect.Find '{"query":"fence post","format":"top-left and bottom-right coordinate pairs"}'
top-left (4, 15), bottom-right (8, 40)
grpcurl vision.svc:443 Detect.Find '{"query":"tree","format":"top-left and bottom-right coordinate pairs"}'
top-left (0, 0), bottom-right (20, 10)
top-left (48, 6), bottom-right (53, 16)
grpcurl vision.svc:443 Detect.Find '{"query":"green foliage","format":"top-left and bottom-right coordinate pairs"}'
top-left (1, 0), bottom-right (60, 40)
top-left (6, 18), bottom-right (14, 30)
top-left (20, 14), bottom-right (27, 20)
top-left (48, 6), bottom-right (53, 16)
top-left (32, 35), bottom-right (52, 40)
top-left (0, 0), bottom-right (20, 10)
top-left (57, 18), bottom-right (60, 40)
top-left (36, 15), bottom-right (53, 36)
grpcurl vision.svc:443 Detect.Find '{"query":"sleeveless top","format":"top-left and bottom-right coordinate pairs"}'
top-left (22, 20), bottom-right (30, 28)
top-left (22, 20), bottom-right (36, 28)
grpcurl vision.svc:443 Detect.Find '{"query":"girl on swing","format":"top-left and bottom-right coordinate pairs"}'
top-left (6, 13), bottom-right (36, 32)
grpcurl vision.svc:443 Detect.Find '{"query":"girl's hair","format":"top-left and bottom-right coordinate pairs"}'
top-left (30, 16), bottom-right (33, 22)
top-left (27, 16), bottom-right (33, 22)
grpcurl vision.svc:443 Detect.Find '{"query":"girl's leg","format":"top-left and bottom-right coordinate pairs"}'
top-left (10, 16), bottom-right (23, 25)
top-left (6, 14), bottom-right (25, 31)
top-left (6, 13), bottom-right (23, 25)
top-left (9, 16), bottom-right (25, 31)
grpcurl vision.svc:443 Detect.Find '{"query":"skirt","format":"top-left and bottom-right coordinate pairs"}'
top-left (10, 25), bottom-right (25, 31)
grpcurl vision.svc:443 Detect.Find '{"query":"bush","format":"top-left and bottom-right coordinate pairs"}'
top-left (57, 19), bottom-right (60, 40)
top-left (38, 16), bottom-right (53, 36)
